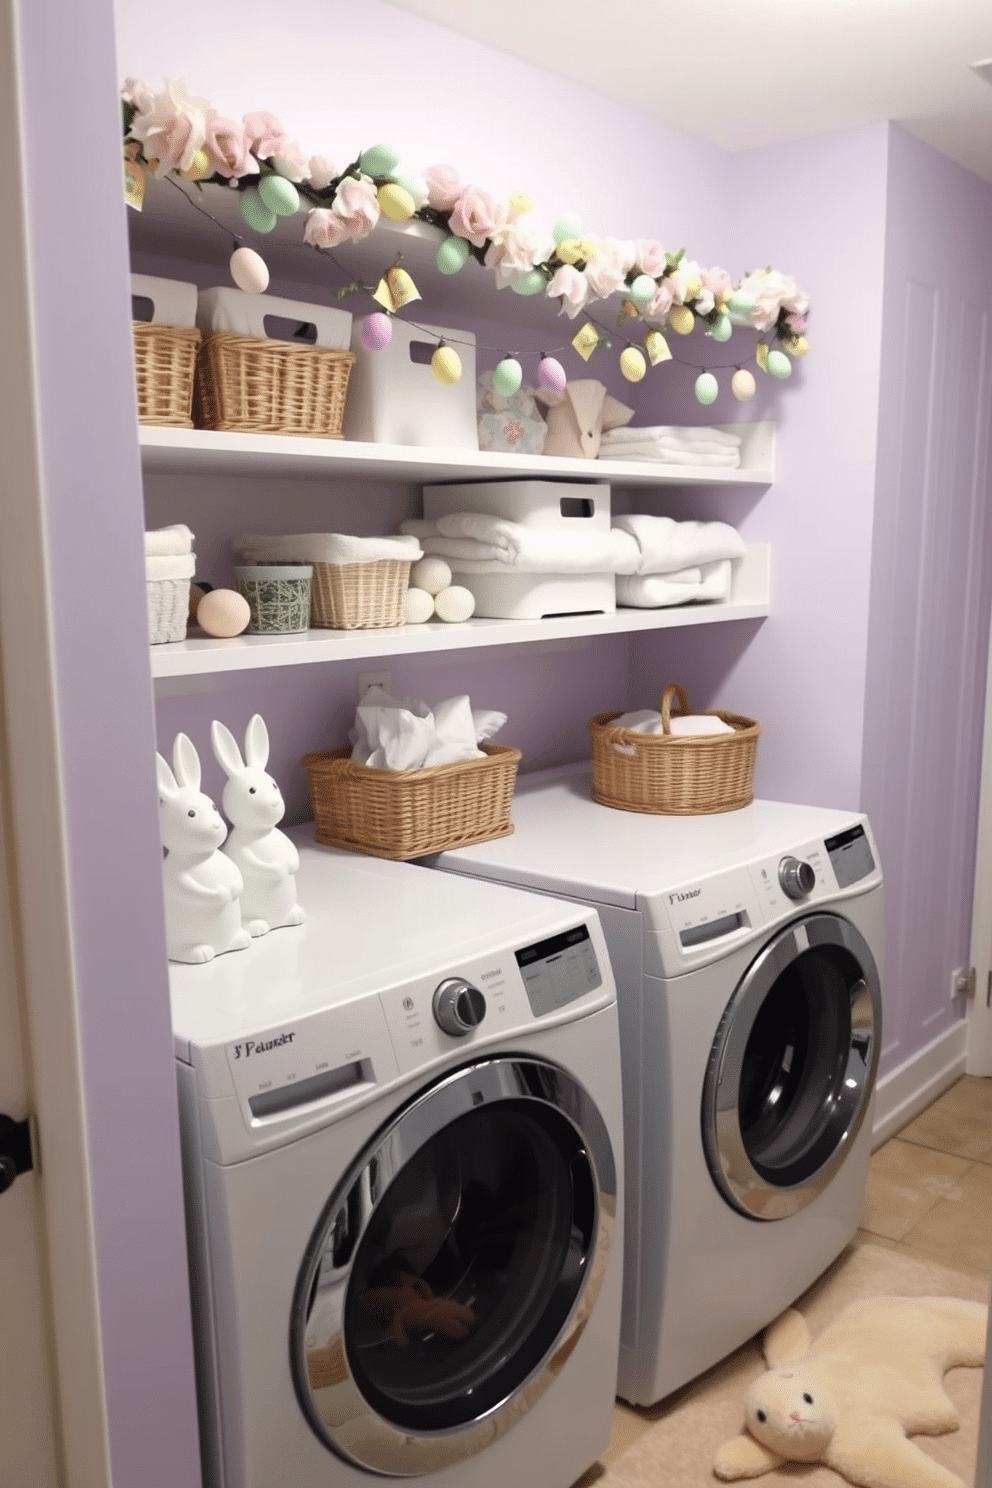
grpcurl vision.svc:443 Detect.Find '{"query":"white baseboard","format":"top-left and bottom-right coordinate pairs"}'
top-left (872, 1020), bottom-right (969, 1147)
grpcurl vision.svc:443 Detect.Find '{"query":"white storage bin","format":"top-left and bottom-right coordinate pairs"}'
top-left (131, 273), bottom-right (198, 328)
top-left (344, 318), bottom-right (478, 449)
top-left (195, 287), bottom-right (352, 349)
top-left (424, 480), bottom-right (611, 529)
top-left (456, 571), bottom-right (615, 620)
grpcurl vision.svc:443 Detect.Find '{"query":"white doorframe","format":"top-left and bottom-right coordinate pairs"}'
top-left (0, 3), bottom-right (112, 1480)
top-left (967, 586), bottom-right (992, 1075)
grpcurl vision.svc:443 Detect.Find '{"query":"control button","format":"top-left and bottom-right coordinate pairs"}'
top-left (779, 856), bottom-right (816, 900)
top-left (432, 978), bottom-right (487, 1037)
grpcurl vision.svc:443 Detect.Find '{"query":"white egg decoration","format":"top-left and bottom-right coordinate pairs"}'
top-left (230, 246), bottom-right (270, 294)
top-left (731, 368), bottom-right (756, 401)
top-left (411, 557), bottom-right (453, 596)
top-left (404, 588), bottom-right (435, 624)
top-left (196, 589), bottom-right (251, 638)
top-left (433, 586), bottom-right (476, 623)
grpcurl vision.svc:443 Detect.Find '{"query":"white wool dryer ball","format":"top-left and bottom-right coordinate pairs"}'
top-left (410, 556), bottom-right (453, 596)
top-left (433, 585), bottom-right (476, 623)
top-left (404, 587), bottom-right (435, 624)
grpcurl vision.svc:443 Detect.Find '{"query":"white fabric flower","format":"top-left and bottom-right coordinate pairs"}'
top-left (583, 237), bottom-right (637, 301)
top-left (485, 212), bottom-right (554, 289)
top-left (547, 264), bottom-right (591, 318)
top-left (128, 78), bottom-right (214, 176)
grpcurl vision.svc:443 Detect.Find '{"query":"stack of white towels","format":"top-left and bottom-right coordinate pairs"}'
top-left (234, 532), bottom-right (423, 566)
top-left (402, 512), bottom-right (745, 609)
top-left (146, 523), bottom-right (195, 583)
top-left (599, 424), bottom-right (742, 469)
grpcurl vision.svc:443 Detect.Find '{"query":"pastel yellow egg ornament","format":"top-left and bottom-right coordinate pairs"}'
top-left (732, 368), bottom-right (756, 401)
top-left (620, 347), bottom-right (647, 382)
top-left (378, 182), bottom-right (416, 221)
top-left (668, 305), bottom-right (695, 336)
top-left (432, 344), bottom-right (463, 385)
top-left (555, 238), bottom-right (583, 265)
top-left (180, 149), bottom-right (213, 182)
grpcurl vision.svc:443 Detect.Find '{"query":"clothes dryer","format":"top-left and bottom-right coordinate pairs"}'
top-left (427, 764), bottom-right (883, 1406)
top-left (172, 830), bottom-right (624, 1487)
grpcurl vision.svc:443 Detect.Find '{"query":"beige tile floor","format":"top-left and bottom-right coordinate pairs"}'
top-left (581, 1074), bottom-right (992, 1480)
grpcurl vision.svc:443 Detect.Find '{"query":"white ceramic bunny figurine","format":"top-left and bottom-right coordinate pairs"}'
top-left (211, 714), bottom-right (305, 937)
top-left (156, 733), bottom-right (251, 964)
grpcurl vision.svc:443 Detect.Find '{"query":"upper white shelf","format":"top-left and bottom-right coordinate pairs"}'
top-left (138, 423), bottom-right (775, 486)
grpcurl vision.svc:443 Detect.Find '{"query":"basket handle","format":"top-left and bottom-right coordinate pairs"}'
top-left (660, 683), bottom-right (691, 734)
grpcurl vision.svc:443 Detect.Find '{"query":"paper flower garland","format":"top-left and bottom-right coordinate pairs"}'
top-left (121, 79), bottom-right (811, 403)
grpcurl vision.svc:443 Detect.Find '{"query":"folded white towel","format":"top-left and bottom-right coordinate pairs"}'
top-left (235, 532), bottom-right (422, 565)
top-left (601, 443), bottom-right (741, 467)
top-left (349, 687), bottom-right (506, 771)
top-left (616, 560), bottom-right (733, 607)
top-left (601, 424), bottom-right (742, 449)
top-left (145, 524), bottom-right (194, 557)
top-left (613, 516), bottom-right (745, 576)
top-left (146, 553), bottom-right (195, 581)
top-left (610, 708), bottom-right (736, 736)
top-left (402, 514), bottom-right (639, 574)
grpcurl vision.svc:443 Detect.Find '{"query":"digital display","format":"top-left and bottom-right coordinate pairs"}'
top-left (824, 824), bottom-right (876, 888)
top-left (515, 923), bottom-right (602, 1016)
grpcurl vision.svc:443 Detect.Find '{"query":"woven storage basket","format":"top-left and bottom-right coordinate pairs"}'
top-left (147, 577), bottom-right (190, 644)
top-left (310, 558), bottom-right (411, 629)
top-left (302, 744), bottom-right (522, 860)
top-left (132, 322), bottom-right (201, 427)
top-left (193, 331), bottom-right (355, 437)
top-left (588, 682), bottom-right (760, 815)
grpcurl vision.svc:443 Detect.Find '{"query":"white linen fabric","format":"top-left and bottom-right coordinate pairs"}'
top-left (609, 707), bottom-right (735, 736)
top-left (402, 514), bottom-right (639, 574)
top-left (145, 524), bottom-right (194, 557)
top-left (613, 515), bottom-right (745, 575)
top-left (145, 553), bottom-right (196, 581)
top-left (600, 424), bottom-right (742, 449)
top-left (349, 687), bottom-right (507, 771)
top-left (616, 559), bottom-right (733, 607)
top-left (235, 532), bottom-right (422, 565)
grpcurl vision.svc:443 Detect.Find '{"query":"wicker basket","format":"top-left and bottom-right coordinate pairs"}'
top-left (310, 559), bottom-right (411, 629)
top-left (302, 744), bottom-right (522, 860)
top-left (147, 576), bottom-right (190, 644)
top-left (193, 331), bottom-right (355, 437)
top-left (132, 322), bottom-right (201, 427)
top-left (588, 682), bottom-right (760, 815)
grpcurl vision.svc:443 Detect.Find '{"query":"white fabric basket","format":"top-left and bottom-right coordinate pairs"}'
top-left (147, 577), bottom-right (190, 644)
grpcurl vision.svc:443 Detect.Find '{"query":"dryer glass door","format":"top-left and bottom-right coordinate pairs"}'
top-left (290, 1056), bottom-right (617, 1477)
top-left (702, 912), bottom-right (881, 1220)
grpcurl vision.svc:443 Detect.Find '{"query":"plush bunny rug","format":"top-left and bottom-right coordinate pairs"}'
top-left (586, 1245), bottom-right (987, 1488)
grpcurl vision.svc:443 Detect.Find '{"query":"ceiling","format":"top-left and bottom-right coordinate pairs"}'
top-left (383, 0), bottom-right (992, 185)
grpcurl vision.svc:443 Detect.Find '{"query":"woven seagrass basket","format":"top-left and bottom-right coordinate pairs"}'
top-left (588, 682), bottom-right (760, 815)
top-left (302, 744), bottom-right (522, 860)
top-left (309, 559), bottom-right (411, 629)
top-left (193, 331), bottom-right (355, 437)
top-left (132, 322), bottom-right (201, 427)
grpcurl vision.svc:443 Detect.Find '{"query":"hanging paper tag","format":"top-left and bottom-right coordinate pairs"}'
top-left (756, 343), bottom-right (770, 372)
top-left (644, 330), bottom-right (671, 365)
top-left (617, 299), bottom-right (639, 327)
top-left (124, 154), bottom-right (146, 211)
top-left (571, 322), bottom-right (600, 361)
top-left (372, 265), bottom-right (421, 313)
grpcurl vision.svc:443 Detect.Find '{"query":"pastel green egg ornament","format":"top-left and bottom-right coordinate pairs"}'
top-left (766, 348), bottom-right (793, 379)
top-left (694, 371), bottom-right (719, 405)
top-left (359, 143), bottom-right (400, 177)
top-left (436, 237), bottom-right (471, 275)
top-left (727, 291), bottom-right (756, 316)
top-left (553, 213), bottom-right (583, 246)
top-left (709, 314), bottom-right (733, 343)
top-left (258, 174), bottom-right (300, 217)
top-left (510, 269), bottom-right (546, 296)
top-left (492, 357), bottom-right (523, 397)
top-left (629, 273), bottom-right (657, 309)
top-left (239, 188), bottom-right (277, 234)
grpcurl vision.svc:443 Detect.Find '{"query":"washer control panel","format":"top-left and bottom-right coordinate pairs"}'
top-left (778, 855), bottom-right (817, 900)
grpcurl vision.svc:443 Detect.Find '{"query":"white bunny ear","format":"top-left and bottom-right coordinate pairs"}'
top-left (244, 714), bottom-right (269, 770)
top-left (173, 733), bottom-right (201, 791)
top-left (211, 720), bottom-right (244, 778)
top-left (156, 752), bottom-right (178, 799)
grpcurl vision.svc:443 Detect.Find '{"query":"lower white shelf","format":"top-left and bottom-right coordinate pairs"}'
top-left (149, 546), bottom-right (769, 681)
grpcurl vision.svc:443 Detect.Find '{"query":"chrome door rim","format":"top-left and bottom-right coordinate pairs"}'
top-left (290, 1055), bottom-right (617, 1477)
top-left (701, 912), bottom-right (881, 1221)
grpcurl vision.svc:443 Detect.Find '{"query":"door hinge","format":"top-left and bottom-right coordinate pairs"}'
top-left (952, 966), bottom-right (977, 1000)
top-left (0, 1112), bottom-right (34, 1196)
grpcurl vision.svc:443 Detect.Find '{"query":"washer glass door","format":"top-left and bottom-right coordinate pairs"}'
top-left (291, 1056), bottom-right (616, 1476)
top-left (702, 911), bottom-right (881, 1220)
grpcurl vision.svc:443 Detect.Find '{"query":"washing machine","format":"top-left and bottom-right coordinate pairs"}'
top-left (171, 828), bottom-right (624, 1488)
top-left (426, 763), bottom-right (883, 1406)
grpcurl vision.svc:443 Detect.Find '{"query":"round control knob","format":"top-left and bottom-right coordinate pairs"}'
top-left (432, 978), bottom-right (487, 1037)
top-left (779, 856), bottom-right (816, 900)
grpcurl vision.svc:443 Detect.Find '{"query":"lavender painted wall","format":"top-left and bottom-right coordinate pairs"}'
top-left (861, 125), bottom-right (992, 1073)
top-left (16, 0), bottom-right (201, 1482)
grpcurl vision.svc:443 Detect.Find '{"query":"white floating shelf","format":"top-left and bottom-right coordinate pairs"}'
top-left (150, 547), bottom-right (770, 682)
top-left (138, 424), bottom-right (775, 486)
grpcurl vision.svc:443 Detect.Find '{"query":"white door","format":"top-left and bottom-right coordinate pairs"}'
top-left (966, 593), bottom-right (992, 1074)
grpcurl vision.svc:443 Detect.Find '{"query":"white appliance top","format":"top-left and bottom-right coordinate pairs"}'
top-left (431, 763), bottom-right (875, 909)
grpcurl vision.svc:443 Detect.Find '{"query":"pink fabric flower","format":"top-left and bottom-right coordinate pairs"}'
top-left (269, 139), bottom-right (309, 183)
top-left (694, 265), bottom-right (733, 316)
top-left (485, 212), bottom-right (553, 289)
top-left (242, 110), bottom-right (288, 160)
top-left (737, 268), bottom-right (810, 330)
top-left (304, 208), bottom-right (350, 250)
top-left (204, 117), bottom-right (258, 179)
top-left (308, 156), bottom-right (338, 192)
top-left (634, 240), bottom-right (667, 277)
top-left (121, 77), bottom-right (154, 112)
top-left (546, 264), bottom-right (591, 319)
top-left (331, 175), bottom-right (380, 240)
top-left (448, 185), bottom-right (500, 247)
top-left (667, 258), bottom-right (703, 305)
top-left (128, 78), bottom-right (213, 176)
top-left (646, 279), bottom-right (676, 322)
top-left (785, 311), bottom-right (808, 334)
top-left (425, 164), bottom-right (464, 211)
top-left (583, 238), bottom-right (636, 301)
